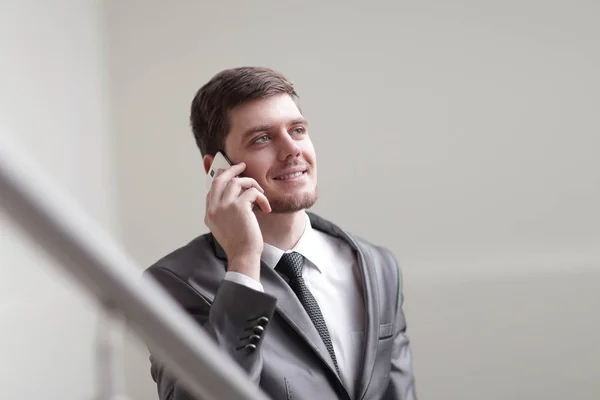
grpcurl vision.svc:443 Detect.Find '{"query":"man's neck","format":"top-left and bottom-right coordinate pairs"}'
top-left (255, 210), bottom-right (307, 251)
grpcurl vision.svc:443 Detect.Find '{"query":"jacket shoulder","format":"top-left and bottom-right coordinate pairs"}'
top-left (309, 211), bottom-right (401, 274)
top-left (146, 233), bottom-right (214, 275)
top-left (144, 232), bottom-right (225, 299)
top-left (340, 231), bottom-right (404, 327)
top-left (347, 232), bottom-right (401, 279)
top-left (143, 233), bottom-right (226, 309)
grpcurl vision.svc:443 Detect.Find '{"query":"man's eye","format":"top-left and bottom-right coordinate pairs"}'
top-left (253, 135), bottom-right (269, 144)
top-left (292, 127), bottom-right (306, 135)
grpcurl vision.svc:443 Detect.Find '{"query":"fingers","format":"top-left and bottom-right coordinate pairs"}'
top-left (239, 188), bottom-right (272, 213)
top-left (221, 177), bottom-right (264, 204)
top-left (205, 162), bottom-right (270, 213)
top-left (207, 162), bottom-right (247, 205)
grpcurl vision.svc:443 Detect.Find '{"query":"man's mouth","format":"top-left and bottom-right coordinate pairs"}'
top-left (273, 169), bottom-right (307, 180)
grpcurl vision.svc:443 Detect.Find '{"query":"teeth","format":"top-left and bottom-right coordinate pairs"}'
top-left (276, 171), bottom-right (303, 180)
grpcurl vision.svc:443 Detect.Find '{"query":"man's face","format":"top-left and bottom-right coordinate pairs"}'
top-left (223, 93), bottom-right (318, 213)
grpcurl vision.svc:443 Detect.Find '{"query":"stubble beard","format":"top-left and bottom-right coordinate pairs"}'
top-left (267, 187), bottom-right (318, 214)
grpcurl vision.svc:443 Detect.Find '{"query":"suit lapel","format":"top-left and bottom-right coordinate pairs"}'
top-left (260, 265), bottom-right (340, 377)
top-left (349, 237), bottom-right (380, 400)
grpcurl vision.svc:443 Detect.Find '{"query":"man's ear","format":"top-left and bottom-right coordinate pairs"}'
top-left (203, 154), bottom-right (214, 174)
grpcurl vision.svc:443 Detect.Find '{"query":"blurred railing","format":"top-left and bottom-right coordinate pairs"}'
top-left (0, 132), bottom-right (269, 400)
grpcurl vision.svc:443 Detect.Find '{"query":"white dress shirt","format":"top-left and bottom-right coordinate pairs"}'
top-left (224, 212), bottom-right (365, 394)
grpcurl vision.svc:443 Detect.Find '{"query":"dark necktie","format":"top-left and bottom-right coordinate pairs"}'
top-left (275, 252), bottom-right (340, 375)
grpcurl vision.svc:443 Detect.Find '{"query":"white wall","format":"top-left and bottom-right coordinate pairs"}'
top-left (105, 1), bottom-right (600, 399)
top-left (0, 1), bottom-right (115, 399)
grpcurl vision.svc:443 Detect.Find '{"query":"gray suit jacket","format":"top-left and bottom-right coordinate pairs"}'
top-left (144, 212), bottom-right (417, 400)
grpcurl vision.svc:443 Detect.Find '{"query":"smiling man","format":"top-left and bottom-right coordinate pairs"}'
top-left (144, 67), bottom-right (417, 400)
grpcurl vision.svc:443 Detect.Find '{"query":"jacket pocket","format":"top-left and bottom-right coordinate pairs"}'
top-left (379, 322), bottom-right (394, 339)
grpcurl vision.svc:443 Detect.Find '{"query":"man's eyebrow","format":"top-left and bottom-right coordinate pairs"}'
top-left (291, 118), bottom-right (308, 126)
top-left (242, 124), bottom-right (272, 141)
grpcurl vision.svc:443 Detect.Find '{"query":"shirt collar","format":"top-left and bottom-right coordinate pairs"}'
top-left (262, 212), bottom-right (323, 273)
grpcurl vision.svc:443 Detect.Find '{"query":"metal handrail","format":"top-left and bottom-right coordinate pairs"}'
top-left (0, 131), bottom-right (269, 400)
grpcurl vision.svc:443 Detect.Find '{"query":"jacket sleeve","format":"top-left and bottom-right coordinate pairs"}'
top-left (144, 266), bottom-right (277, 400)
top-left (382, 252), bottom-right (418, 400)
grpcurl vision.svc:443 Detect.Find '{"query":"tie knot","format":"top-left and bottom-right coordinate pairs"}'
top-left (275, 252), bottom-right (305, 280)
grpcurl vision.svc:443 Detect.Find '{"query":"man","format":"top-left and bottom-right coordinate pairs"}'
top-left (145, 66), bottom-right (417, 399)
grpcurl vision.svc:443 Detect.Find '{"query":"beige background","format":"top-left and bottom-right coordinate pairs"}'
top-left (2, 0), bottom-right (599, 399)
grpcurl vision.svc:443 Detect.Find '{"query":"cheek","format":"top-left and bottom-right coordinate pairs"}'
top-left (301, 141), bottom-right (316, 164)
top-left (243, 159), bottom-right (270, 181)
top-left (305, 150), bottom-right (317, 169)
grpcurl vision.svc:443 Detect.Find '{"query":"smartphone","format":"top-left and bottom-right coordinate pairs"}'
top-left (205, 151), bottom-right (232, 191)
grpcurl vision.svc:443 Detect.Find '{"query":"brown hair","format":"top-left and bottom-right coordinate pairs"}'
top-left (190, 66), bottom-right (299, 156)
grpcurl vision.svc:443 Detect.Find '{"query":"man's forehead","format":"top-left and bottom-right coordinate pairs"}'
top-left (229, 94), bottom-right (303, 128)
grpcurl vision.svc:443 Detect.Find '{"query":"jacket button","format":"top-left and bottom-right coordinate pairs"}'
top-left (245, 344), bottom-right (257, 352)
top-left (249, 334), bottom-right (261, 343)
top-left (257, 316), bottom-right (269, 326)
top-left (252, 325), bottom-right (265, 334)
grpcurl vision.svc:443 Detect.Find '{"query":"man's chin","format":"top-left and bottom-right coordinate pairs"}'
top-left (266, 191), bottom-right (318, 214)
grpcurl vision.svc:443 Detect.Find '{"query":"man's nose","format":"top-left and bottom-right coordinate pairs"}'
top-left (278, 132), bottom-right (302, 161)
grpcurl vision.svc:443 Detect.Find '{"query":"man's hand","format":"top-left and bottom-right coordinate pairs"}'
top-left (204, 162), bottom-right (271, 281)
